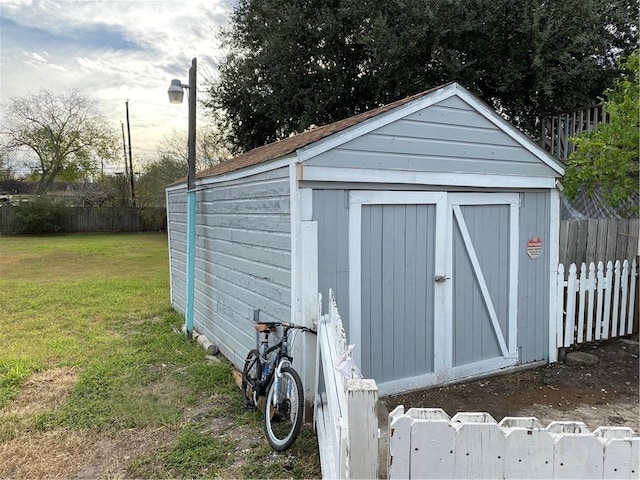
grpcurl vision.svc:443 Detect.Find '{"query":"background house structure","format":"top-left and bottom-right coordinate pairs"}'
top-left (165, 82), bottom-right (564, 397)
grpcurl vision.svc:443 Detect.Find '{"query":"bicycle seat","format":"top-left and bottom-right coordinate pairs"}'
top-left (254, 322), bottom-right (278, 332)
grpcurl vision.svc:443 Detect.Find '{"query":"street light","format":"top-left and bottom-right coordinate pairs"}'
top-left (167, 79), bottom-right (185, 104)
top-left (168, 57), bottom-right (197, 338)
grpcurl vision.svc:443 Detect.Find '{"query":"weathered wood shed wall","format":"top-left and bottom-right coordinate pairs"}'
top-left (166, 82), bottom-right (564, 396)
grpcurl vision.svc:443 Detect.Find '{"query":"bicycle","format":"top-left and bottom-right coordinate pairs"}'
top-left (241, 320), bottom-right (316, 451)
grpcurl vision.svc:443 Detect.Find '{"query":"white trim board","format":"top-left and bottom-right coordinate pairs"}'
top-left (300, 165), bottom-right (557, 189)
top-left (165, 155), bottom-right (295, 192)
top-left (548, 188), bottom-right (561, 363)
top-left (377, 356), bottom-right (522, 397)
top-left (454, 86), bottom-right (564, 176)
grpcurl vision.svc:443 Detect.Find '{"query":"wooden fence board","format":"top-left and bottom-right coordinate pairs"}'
top-left (586, 219), bottom-right (598, 263)
top-left (388, 411), bottom-right (639, 479)
top-left (596, 220), bottom-right (609, 262)
top-left (627, 218), bottom-right (640, 259)
top-left (559, 219), bottom-right (638, 266)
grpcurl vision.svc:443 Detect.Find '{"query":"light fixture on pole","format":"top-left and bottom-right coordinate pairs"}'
top-left (168, 58), bottom-right (197, 338)
top-left (167, 79), bottom-right (185, 104)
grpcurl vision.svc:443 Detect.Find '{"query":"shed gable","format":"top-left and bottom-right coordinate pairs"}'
top-left (305, 94), bottom-right (559, 178)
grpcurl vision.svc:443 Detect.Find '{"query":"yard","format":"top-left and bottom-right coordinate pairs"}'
top-left (2, 234), bottom-right (636, 479)
top-left (0, 233), bottom-right (320, 479)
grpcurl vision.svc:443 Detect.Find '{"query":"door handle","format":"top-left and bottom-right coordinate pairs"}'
top-left (434, 275), bottom-right (450, 283)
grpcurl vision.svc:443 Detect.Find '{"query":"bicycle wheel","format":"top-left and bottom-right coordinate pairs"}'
top-left (242, 349), bottom-right (261, 408)
top-left (263, 366), bottom-right (304, 451)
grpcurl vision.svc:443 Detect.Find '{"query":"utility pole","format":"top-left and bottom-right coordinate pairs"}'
top-left (120, 122), bottom-right (129, 178)
top-left (125, 100), bottom-right (136, 207)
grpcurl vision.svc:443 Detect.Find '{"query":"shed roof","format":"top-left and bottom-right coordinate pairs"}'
top-left (185, 82), bottom-right (562, 183)
top-left (194, 85), bottom-right (447, 180)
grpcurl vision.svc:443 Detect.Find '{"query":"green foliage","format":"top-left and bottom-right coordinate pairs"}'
top-left (0, 234), bottom-right (321, 477)
top-left (565, 50), bottom-right (640, 216)
top-left (206, 0), bottom-right (637, 153)
top-left (164, 426), bottom-right (232, 476)
top-left (135, 155), bottom-right (185, 208)
top-left (13, 195), bottom-right (71, 233)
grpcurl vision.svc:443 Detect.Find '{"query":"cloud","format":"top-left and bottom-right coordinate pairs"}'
top-left (0, 16), bottom-right (144, 53)
top-left (0, 0), bottom-right (233, 165)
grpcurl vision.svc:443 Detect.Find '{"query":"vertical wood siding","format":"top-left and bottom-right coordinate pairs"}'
top-left (452, 204), bottom-right (509, 366)
top-left (166, 168), bottom-right (291, 368)
top-left (518, 192), bottom-right (551, 363)
top-left (313, 190), bottom-right (350, 323)
top-left (361, 204), bottom-right (436, 382)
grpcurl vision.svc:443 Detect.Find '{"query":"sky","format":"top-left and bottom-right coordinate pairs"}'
top-left (0, 0), bottom-right (234, 174)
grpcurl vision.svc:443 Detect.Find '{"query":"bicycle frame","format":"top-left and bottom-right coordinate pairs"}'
top-left (243, 320), bottom-right (316, 451)
top-left (254, 322), bottom-right (309, 404)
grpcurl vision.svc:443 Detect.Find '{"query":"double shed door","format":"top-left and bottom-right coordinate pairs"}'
top-left (349, 191), bottom-right (519, 395)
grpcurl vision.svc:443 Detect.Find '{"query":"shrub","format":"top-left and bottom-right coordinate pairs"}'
top-left (14, 196), bottom-right (71, 234)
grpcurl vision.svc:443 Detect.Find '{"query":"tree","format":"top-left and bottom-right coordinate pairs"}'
top-left (0, 89), bottom-right (118, 193)
top-left (136, 155), bottom-right (186, 208)
top-left (156, 126), bottom-right (231, 172)
top-left (564, 50), bottom-right (639, 216)
top-left (205, 0), bottom-right (637, 153)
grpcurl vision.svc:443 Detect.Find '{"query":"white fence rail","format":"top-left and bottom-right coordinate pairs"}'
top-left (556, 259), bottom-right (638, 348)
top-left (389, 407), bottom-right (639, 479)
top-left (314, 290), bottom-right (378, 479)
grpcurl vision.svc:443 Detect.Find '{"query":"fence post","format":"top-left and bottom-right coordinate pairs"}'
top-left (602, 261), bottom-right (613, 339)
top-left (577, 263), bottom-right (587, 344)
top-left (595, 262), bottom-right (604, 340)
top-left (564, 264), bottom-right (577, 347)
top-left (611, 260), bottom-right (622, 337)
top-left (627, 259), bottom-right (637, 334)
top-left (619, 260), bottom-right (630, 335)
top-left (346, 379), bottom-right (378, 479)
top-left (585, 263), bottom-right (595, 342)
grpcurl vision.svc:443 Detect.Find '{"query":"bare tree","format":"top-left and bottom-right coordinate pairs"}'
top-left (1, 89), bottom-right (118, 193)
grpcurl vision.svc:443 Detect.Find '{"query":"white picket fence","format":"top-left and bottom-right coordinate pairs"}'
top-left (556, 259), bottom-right (638, 348)
top-left (388, 407), bottom-right (640, 479)
top-left (314, 290), bottom-right (378, 479)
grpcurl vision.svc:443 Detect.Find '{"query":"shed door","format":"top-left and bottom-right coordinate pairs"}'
top-left (349, 191), bottom-right (519, 395)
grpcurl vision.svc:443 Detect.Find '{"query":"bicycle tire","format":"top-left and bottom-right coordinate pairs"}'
top-left (263, 366), bottom-right (304, 451)
top-left (241, 349), bottom-right (261, 408)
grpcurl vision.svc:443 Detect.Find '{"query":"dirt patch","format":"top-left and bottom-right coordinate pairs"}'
top-left (0, 427), bottom-right (178, 479)
top-left (2, 367), bottom-right (78, 417)
top-left (385, 338), bottom-right (640, 432)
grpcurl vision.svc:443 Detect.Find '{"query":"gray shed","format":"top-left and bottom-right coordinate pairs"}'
top-left (166, 82), bottom-right (564, 396)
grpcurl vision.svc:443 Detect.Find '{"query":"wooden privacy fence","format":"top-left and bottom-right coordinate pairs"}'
top-left (556, 260), bottom-right (638, 349)
top-left (559, 218), bottom-right (639, 267)
top-left (0, 206), bottom-right (165, 233)
top-left (388, 407), bottom-right (639, 479)
top-left (314, 290), bottom-right (378, 479)
top-left (540, 104), bottom-right (607, 161)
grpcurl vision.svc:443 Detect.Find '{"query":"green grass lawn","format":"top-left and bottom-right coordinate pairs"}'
top-left (0, 233), bottom-right (320, 478)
